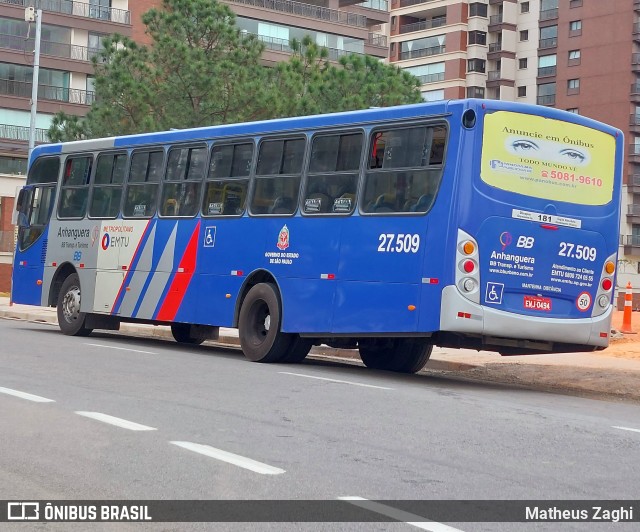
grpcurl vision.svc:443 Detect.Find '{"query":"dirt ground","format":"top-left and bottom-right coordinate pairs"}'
top-left (602, 310), bottom-right (640, 359)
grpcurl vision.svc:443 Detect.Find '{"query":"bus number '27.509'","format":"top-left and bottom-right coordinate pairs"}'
top-left (378, 234), bottom-right (420, 253)
top-left (558, 242), bottom-right (597, 261)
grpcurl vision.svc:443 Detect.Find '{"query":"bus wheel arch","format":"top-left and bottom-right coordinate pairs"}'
top-left (238, 280), bottom-right (292, 363)
top-left (233, 269), bottom-right (278, 328)
top-left (56, 271), bottom-right (93, 336)
top-left (49, 263), bottom-right (78, 307)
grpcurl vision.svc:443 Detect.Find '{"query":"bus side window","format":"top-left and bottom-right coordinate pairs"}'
top-left (251, 138), bottom-right (305, 216)
top-left (58, 156), bottom-right (92, 219)
top-left (90, 153), bottom-right (127, 218)
top-left (160, 146), bottom-right (206, 217)
top-left (363, 125), bottom-right (446, 214)
top-left (123, 150), bottom-right (163, 218)
top-left (202, 142), bottom-right (253, 217)
top-left (305, 132), bottom-right (362, 215)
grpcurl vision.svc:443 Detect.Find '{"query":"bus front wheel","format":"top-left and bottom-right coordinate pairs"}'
top-left (359, 339), bottom-right (432, 373)
top-left (57, 273), bottom-right (93, 337)
top-left (238, 283), bottom-right (292, 363)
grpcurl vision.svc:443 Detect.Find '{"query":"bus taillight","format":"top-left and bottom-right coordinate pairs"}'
top-left (605, 261), bottom-right (615, 275)
top-left (601, 278), bottom-right (613, 291)
top-left (462, 260), bottom-right (476, 273)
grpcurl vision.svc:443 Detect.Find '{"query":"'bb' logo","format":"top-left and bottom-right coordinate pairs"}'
top-left (516, 236), bottom-right (535, 249)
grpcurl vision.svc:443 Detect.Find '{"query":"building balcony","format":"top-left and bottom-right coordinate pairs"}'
top-left (628, 173), bottom-right (640, 193)
top-left (225, 0), bottom-right (367, 29)
top-left (623, 234), bottom-right (640, 256)
top-left (488, 70), bottom-right (501, 81)
top-left (416, 72), bottom-right (444, 85)
top-left (259, 34), bottom-right (368, 61)
top-left (399, 17), bottom-right (446, 35)
top-left (359, 0), bottom-right (388, 11)
top-left (1, 0), bottom-right (131, 25)
top-left (398, 44), bottom-right (445, 61)
top-left (0, 78), bottom-right (94, 105)
top-left (0, 123), bottom-right (49, 144)
top-left (489, 14), bottom-right (502, 25)
top-left (631, 82), bottom-right (640, 102)
top-left (537, 65), bottom-right (557, 78)
top-left (539, 37), bottom-right (557, 50)
top-left (537, 94), bottom-right (555, 106)
top-left (540, 8), bottom-right (559, 21)
top-left (627, 203), bottom-right (640, 225)
top-left (630, 114), bottom-right (640, 134)
top-left (488, 42), bottom-right (502, 53)
top-left (629, 143), bottom-right (640, 164)
top-left (367, 32), bottom-right (387, 47)
top-left (633, 53), bottom-right (640, 71)
top-left (398, 0), bottom-right (438, 8)
top-left (634, 22), bottom-right (640, 40)
top-left (0, 33), bottom-right (99, 63)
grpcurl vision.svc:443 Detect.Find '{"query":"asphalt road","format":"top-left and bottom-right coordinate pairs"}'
top-left (0, 319), bottom-right (639, 532)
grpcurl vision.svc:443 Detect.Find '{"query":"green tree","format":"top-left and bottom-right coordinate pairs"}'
top-left (268, 37), bottom-right (422, 117)
top-left (48, 1), bottom-right (421, 141)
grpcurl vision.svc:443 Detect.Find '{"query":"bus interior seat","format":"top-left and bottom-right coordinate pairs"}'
top-left (411, 193), bottom-right (434, 212)
top-left (270, 196), bottom-right (294, 214)
top-left (373, 193), bottom-right (395, 212)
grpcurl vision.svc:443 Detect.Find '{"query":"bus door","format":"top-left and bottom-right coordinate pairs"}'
top-left (12, 156), bottom-right (60, 306)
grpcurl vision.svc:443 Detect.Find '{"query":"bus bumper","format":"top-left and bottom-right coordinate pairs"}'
top-left (439, 286), bottom-right (612, 349)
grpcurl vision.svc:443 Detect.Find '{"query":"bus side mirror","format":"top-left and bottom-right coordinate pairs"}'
top-left (13, 188), bottom-right (30, 227)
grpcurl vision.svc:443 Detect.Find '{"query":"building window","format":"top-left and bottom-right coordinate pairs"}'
top-left (568, 78), bottom-right (580, 94)
top-left (569, 20), bottom-right (582, 36)
top-left (518, 86), bottom-right (527, 97)
top-left (570, 0), bottom-right (583, 7)
top-left (566, 108), bottom-right (579, 114)
top-left (538, 54), bottom-right (557, 77)
top-left (519, 58), bottom-right (528, 69)
top-left (469, 3), bottom-right (488, 17)
top-left (537, 82), bottom-right (556, 105)
top-left (568, 49), bottom-right (581, 66)
top-left (467, 86), bottom-right (485, 98)
top-left (521, 2), bottom-right (530, 14)
top-left (520, 30), bottom-right (529, 41)
top-left (468, 31), bottom-right (487, 46)
top-left (467, 58), bottom-right (486, 73)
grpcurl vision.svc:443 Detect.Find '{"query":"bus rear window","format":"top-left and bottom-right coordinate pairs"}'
top-left (480, 111), bottom-right (615, 206)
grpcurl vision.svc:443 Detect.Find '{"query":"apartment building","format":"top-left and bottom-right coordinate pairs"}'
top-left (0, 0), bottom-right (132, 291)
top-left (389, 0), bottom-right (640, 283)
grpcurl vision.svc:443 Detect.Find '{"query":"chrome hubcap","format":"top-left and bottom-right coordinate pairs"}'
top-left (62, 286), bottom-right (81, 323)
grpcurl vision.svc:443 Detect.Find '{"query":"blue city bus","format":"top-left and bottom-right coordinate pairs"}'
top-left (12, 99), bottom-right (623, 373)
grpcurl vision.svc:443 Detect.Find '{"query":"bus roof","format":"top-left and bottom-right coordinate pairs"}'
top-left (33, 98), bottom-right (621, 159)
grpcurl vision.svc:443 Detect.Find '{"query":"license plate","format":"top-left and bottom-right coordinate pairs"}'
top-left (524, 295), bottom-right (552, 312)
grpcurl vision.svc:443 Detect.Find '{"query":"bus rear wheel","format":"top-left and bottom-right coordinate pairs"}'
top-left (171, 324), bottom-right (205, 345)
top-left (57, 273), bottom-right (93, 337)
top-left (359, 338), bottom-right (432, 373)
top-left (281, 335), bottom-right (313, 364)
top-left (238, 283), bottom-right (292, 363)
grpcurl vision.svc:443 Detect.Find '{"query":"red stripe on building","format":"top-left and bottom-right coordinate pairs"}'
top-left (156, 222), bottom-right (201, 322)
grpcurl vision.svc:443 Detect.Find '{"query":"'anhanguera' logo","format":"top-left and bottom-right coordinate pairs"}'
top-left (277, 225), bottom-right (289, 250)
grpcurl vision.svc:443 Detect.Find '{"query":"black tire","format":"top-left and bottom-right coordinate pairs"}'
top-left (57, 273), bottom-right (93, 336)
top-left (281, 335), bottom-right (313, 364)
top-left (238, 283), bottom-right (293, 362)
top-left (359, 338), bottom-right (432, 373)
top-left (171, 323), bottom-right (205, 345)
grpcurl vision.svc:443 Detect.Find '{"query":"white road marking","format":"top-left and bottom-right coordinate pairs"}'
top-left (338, 497), bottom-right (464, 532)
top-left (279, 372), bottom-right (393, 390)
top-left (75, 411), bottom-right (157, 431)
top-left (169, 441), bottom-right (285, 475)
top-left (0, 386), bottom-right (55, 403)
top-left (613, 426), bottom-right (640, 434)
top-left (85, 343), bottom-right (157, 355)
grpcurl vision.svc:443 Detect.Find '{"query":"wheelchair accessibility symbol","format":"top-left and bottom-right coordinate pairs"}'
top-left (485, 282), bottom-right (504, 305)
top-left (204, 226), bottom-right (216, 248)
